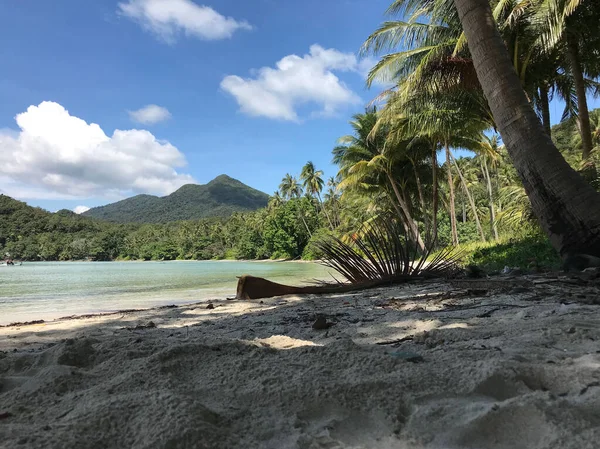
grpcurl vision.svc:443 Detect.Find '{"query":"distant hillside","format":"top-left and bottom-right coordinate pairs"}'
top-left (83, 175), bottom-right (270, 223)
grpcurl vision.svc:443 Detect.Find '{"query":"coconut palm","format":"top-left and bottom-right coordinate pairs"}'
top-left (453, 0), bottom-right (600, 257)
top-left (334, 108), bottom-right (426, 250)
top-left (279, 174), bottom-right (303, 200)
top-left (477, 134), bottom-right (502, 239)
top-left (300, 161), bottom-right (334, 230)
top-left (279, 174), bottom-right (311, 237)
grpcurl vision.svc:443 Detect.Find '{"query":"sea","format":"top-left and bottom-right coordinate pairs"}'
top-left (0, 261), bottom-right (335, 325)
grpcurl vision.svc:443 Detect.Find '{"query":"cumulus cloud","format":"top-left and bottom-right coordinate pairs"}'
top-left (118, 0), bottom-right (252, 42)
top-left (128, 104), bottom-right (171, 125)
top-left (220, 45), bottom-right (364, 121)
top-left (73, 206), bottom-right (91, 214)
top-left (0, 102), bottom-right (195, 200)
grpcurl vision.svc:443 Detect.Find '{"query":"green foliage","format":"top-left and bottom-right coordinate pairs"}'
top-left (302, 228), bottom-right (336, 260)
top-left (83, 175), bottom-right (269, 223)
top-left (463, 236), bottom-right (560, 273)
top-left (1, 185), bottom-right (330, 262)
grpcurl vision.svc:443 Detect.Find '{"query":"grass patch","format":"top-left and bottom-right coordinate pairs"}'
top-left (435, 234), bottom-right (561, 273)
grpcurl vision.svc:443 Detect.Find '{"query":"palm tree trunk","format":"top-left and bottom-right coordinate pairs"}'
top-left (412, 162), bottom-right (428, 226)
top-left (462, 201), bottom-right (466, 223)
top-left (386, 172), bottom-right (426, 251)
top-left (539, 84), bottom-right (552, 136)
top-left (445, 144), bottom-right (459, 246)
top-left (450, 153), bottom-right (486, 242)
top-left (431, 145), bottom-right (439, 247)
top-left (482, 159), bottom-right (499, 240)
top-left (316, 192), bottom-right (335, 230)
top-left (298, 209), bottom-right (312, 238)
top-left (566, 33), bottom-right (593, 160)
top-left (454, 0), bottom-right (600, 258)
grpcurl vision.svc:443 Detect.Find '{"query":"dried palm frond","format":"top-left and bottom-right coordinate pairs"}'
top-left (315, 215), bottom-right (463, 285)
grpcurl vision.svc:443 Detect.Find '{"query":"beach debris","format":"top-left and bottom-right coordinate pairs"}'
top-left (125, 321), bottom-right (156, 331)
top-left (376, 335), bottom-right (414, 346)
top-left (206, 303), bottom-right (215, 310)
top-left (501, 266), bottom-right (524, 276)
top-left (312, 315), bottom-right (335, 330)
top-left (389, 351), bottom-right (424, 363)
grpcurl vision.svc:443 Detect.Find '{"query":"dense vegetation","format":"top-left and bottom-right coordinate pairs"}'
top-left (83, 175), bottom-right (269, 223)
top-left (4, 0), bottom-right (600, 269)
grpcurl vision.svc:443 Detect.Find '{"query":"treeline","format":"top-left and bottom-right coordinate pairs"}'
top-left (0, 195), bottom-right (320, 261)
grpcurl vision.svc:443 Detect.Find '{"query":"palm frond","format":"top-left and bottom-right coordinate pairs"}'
top-left (315, 215), bottom-right (463, 284)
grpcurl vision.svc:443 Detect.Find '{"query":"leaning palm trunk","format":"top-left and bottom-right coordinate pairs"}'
top-left (481, 159), bottom-right (499, 240)
top-left (445, 144), bottom-right (459, 245)
top-left (454, 0), bottom-right (600, 258)
top-left (316, 192), bottom-right (335, 230)
top-left (449, 153), bottom-right (486, 242)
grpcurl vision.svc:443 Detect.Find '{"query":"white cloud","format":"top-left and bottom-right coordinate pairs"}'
top-left (220, 44), bottom-right (364, 121)
top-left (128, 104), bottom-right (171, 124)
top-left (0, 101), bottom-right (195, 200)
top-left (73, 205), bottom-right (91, 214)
top-left (118, 0), bottom-right (252, 43)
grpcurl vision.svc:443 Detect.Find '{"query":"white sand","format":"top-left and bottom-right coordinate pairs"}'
top-left (1, 276), bottom-right (600, 449)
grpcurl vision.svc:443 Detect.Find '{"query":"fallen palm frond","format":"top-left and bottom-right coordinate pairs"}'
top-left (315, 215), bottom-right (463, 284)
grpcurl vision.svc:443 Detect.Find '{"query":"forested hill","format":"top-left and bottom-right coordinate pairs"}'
top-left (83, 175), bottom-right (270, 223)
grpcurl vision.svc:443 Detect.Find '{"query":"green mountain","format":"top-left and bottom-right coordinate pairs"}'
top-left (83, 175), bottom-right (270, 223)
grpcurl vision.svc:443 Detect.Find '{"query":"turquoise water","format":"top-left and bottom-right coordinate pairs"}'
top-left (0, 261), bottom-right (334, 325)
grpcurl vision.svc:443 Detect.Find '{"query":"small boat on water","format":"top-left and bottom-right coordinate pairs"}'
top-left (1, 259), bottom-right (22, 266)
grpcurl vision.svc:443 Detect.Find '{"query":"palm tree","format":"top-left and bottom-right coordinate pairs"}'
top-left (378, 85), bottom-right (491, 244)
top-left (268, 191), bottom-right (284, 210)
top-left (324, 177), bottom-right (341, 228)
top-left (334, 108), bottom-right (426, 250)
top-left (477, 134), bottom-right (501, 240)
top-left (300, 161), bottom-right (334, 230)
top-left (279, 174), bottom-right (311, 237)
top-left (534, 0), bottom-right (600, 160)
top-left (279, 174), bottom-right (303, 199)
top-left (453, 0), bottom-right (600, 257)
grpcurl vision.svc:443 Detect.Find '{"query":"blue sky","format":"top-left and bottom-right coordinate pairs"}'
top-left (0, 0), bottom-right (598, 213)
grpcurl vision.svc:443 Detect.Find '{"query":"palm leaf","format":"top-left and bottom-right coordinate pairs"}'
top-left (315, 214), bottom-right (463, 284)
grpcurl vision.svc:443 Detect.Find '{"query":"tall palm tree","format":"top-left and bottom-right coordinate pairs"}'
top-left (477, 134), bottom-right (501, 240)
top-left (279, 174), bottom-right (303, 199)
top-left (533, 0), bottom-right (600, 160)
top-left (300, 161), bottom-right (334, 230)
top-left (453, 0), bottom-right (600, 257)
top-left (334, 109), bottom-right (426, 250)
top-left (279, 174), bottom-right (311, 236)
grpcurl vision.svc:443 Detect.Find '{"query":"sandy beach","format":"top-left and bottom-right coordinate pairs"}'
top-left (1, 273), bottom-right (600, 449)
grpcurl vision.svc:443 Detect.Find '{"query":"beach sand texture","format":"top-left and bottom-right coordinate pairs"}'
top-left (1, 276), bottom-right (599, 448)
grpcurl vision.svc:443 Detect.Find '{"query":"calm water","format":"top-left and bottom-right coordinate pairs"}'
top-left (0, 261), bottom-right (334, 325)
